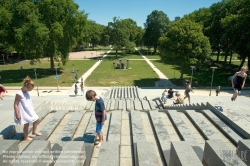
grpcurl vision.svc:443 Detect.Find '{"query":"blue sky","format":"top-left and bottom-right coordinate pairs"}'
top-left (74, 0), bottom-right (220, 27)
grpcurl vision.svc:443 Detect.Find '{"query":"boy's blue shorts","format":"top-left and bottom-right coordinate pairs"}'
top-left (96, 122), bottom-right (103, 134)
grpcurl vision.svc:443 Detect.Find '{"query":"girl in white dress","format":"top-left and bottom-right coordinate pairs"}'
top-left (14, 76), bottom-right (42, 141)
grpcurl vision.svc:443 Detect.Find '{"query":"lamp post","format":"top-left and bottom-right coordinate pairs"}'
top-left (33, 66), bottom-right (39, 97)
top-left (190, 66), bottom-right (196, 85)
top-left (54, 67), bottom-right (60, 92)
top-left (209, 67), bottom-right (217, 96)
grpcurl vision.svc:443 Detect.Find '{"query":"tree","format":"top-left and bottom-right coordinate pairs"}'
top-left (135, 27), bottom-right (144, 47)
top-left (35, 0), bottom-right (86, 68)
top-left (221, 0), bottom-right (250, 69)
top-left (84, 20), bottom-right (105, 49)
top-left (12, 0), bottom-right (49, 61)
top-left (159, 19), bottom-right (211, 78)
top-left (107, 17), bottom-right (130, 58)
top-left (0, 0), bottom-right (15, 53)
top-left (144, 10), bottom-right (170, 53)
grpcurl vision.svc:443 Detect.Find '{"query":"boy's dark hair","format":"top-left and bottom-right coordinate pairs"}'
top-left (86, 90), bottom-right (96, 100)
top-left (169, 87), bottom-right (172, 90)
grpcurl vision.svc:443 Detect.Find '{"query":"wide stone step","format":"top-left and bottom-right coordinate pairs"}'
top-left (202, 139), bottom-right (246, 166)
top-left (0, 140), bottom-right (19, 166)
top-left (169, 141), bottom-right (203, 166)
top-left (202, 109), bottom-right (244, 145)
top-left (130, 111), bottom-right (146, 143)
top-left (97, 141), bottom-right (120, 166)
top-left (185, 110), bottom-right (219, 140)
top-left (13, 140), bottom-right (53, 166)
top-left (80, 113), bottom-right (96, 166)
top-left (33, 110), bottom-right (68, 140)
top-left (107, 111), bottom-right (121, 142)
top-left (135, 141), bottom-right (160, 166)
top-left (51, 110), bottom-right (85, 153)
top-left (207, 103), bottom-right (250, 139)
top-left (149, 111), bottom-right (171, 165)
top-left (167, 110), bottom-right (203, 160)
top-left (54, 141), bottom-right (86, 166)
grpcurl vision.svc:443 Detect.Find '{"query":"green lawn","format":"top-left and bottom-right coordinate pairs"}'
top-left (0, 60), bottom-right (94, 86)
top-left (85, 60), bottom-right (159, 86)
top-left (151, 60), bottom-right (250, 87)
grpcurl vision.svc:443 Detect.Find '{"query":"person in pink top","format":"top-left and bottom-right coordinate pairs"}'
top-left (0, 84), bottom-right (7, 100)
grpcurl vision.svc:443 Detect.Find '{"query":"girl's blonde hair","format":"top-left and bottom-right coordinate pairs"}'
top-left (23, 76), bottom-right (34, 88)
top-left (241, 66), bottom-right (248, 71)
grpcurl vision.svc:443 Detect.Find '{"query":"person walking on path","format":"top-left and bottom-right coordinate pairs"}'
top-left (80, 81), bottom-right (84, 96)
top-left (231, 66), bottom-right (248, 101)
top-left (184, 80), bottom-right (194, 104)
top-left (216, 86), bottom-right (221, 96)
top-left (0, 84), bottom-right (8, 100)
top-left (86, 90), bottom-right (106, 148)
top-left (13, 76), bottom-right (42, 141)
top-left (74, 82), bottom-right (78, 96)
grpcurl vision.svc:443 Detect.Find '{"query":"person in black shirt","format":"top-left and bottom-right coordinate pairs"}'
top-left (167, 87), bottom-right (174, 99)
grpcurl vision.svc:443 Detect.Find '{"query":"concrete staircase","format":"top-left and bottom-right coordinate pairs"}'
top-left (1, 94), bottom-right (250, 165)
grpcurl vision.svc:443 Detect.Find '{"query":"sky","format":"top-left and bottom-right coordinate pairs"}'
top-left (74, 0), bottom-right (221, 27)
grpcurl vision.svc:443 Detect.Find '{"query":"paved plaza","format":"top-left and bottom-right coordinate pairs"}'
top-left (0, 50), bottom-right (250, 166)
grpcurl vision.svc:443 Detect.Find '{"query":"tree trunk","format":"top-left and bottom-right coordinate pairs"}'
top-left (116, 49), bottom-right (118, 59)
top-left (50, 55), bottom-right (54, 69)
top-left (239, 56), bottom-right (246, 71)
top-left (180, 64), bottom-right (184, 79)
top-left (224, 49), bottom-right (228, 63)
top-left (216, 48), bottom-right (220, 62)
top-left (229, 50), bottom-right (233, 65)
top-left (153, 46), bottom-right (157, 54)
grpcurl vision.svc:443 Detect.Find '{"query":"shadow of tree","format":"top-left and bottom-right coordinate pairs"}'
top-left (0, 68), bottom-right (62, 84)
top-left (133, 78), bottom-right (159, 87)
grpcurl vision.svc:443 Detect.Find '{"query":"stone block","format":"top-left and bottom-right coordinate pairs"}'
top-left (168, 110), bottom-right (196, 142)
top-left (107, 111), bottom-right (121, 142)
top-left (237, 140), bottom-right (250, 165)
top-left (131, 112), bottom-right (145, 143)
top-left (136, 141), bottom-right (160, 166)
top-left (13, 140), bottom-right (53, 166)
top-left (54, 141), bottom-right (85, 166)
top-left (169, 141), bottom-right (202, 166)
top-left (141, 100), bottom-right (150, 111)
top-left (34, 110), bottom-right (68, 140)
top-left (185, 110), bottom-right (219, 140)
top-left (203, 139), bottom-right (245, 166)
top-left (126, 99), bottom-right (131, 111)
top-left (0, 140), bottom-right (19, 166)
top-left (118, 100), bottom-right (124, 110)
top-left (134, 100), bottom-right (142, 111)
top-left (97, 142), bottom-right (119, 166)
top-left (203, 109), bottom-right (244, 144)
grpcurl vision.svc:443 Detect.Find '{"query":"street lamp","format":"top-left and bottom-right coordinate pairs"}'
top-left (190, 66), bottom-right (196, 85)
top-left (54, 67), bottom-right (60, 92)
top-left (33, 66), bottom-right (39, 97)
top-left (209, 67), bottom-right (217, 96)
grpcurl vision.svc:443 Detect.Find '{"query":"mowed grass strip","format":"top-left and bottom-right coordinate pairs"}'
top-left (0, 60), bottom-right (94, 86)
top-left (85, 60), bottom-right (159, 87)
